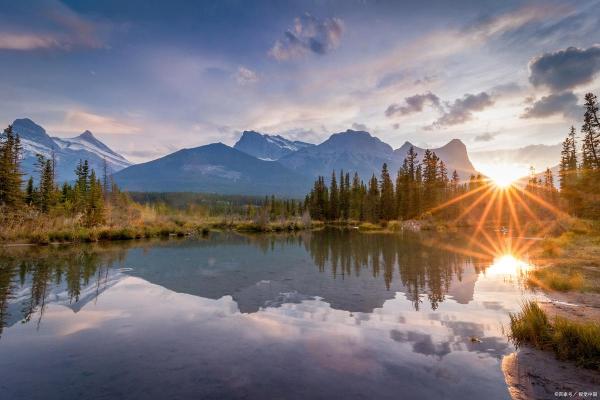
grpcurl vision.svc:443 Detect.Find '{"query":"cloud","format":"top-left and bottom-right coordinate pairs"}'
top-left (528, 45), bottom-right (600, 91)
top-left (269, 13), bottom-right (343, 61)
top-left (490, 82), bottom-right (524, 96)
top-left (431, 92), bottom-right (494, 128)
top-left (0, 0), bottom-right (106, 51)
top-left (521, 91), bottom-right (580, 120)
top-left (376, 71), bottom-right (406, 89)
top-left (385, 92), bottom-right (442, 117)
top-left (474, 132), bottom-right (498, 142)
top-left (351, 122), bottom-right (368, 131)
top-left (62, 110), bottom-right (140, 135)
top-left (234, 66), bottom-right (259, 85)
top-left (0, 33), bottom-right (61, 50)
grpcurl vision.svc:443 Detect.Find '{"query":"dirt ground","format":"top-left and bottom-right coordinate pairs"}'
top-left (503, 288), bottom-right (600, 399)
top-left (538, 291), bottom-right (600, 323)
top-left (503, 347), bottom-right (600, 399)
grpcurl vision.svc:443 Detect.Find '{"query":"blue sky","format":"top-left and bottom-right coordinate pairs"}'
top-left (1, 0), bottom-right (599, 162)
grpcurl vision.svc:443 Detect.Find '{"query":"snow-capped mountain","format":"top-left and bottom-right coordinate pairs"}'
top-left (233, 130), bottom-right (314, 160)
top-left (11, 118), bottom-right (132, 183)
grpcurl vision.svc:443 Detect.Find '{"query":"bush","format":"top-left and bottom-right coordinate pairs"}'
top-left (358, 222), bottom-right (380, 231)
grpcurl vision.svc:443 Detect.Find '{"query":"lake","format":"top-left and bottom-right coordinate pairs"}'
top-left (0, 229), bottom-right (540, 400)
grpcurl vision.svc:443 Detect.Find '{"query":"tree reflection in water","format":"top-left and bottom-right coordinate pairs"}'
top-left (0, 229), bottom-right (512, 339)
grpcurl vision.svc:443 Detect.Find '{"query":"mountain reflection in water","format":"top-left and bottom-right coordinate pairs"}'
top-left (0, 229), bottom-right (540, 400)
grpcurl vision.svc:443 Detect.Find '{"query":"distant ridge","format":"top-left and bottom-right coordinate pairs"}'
top-left (279, 130), bottom-right (477, 181)
top-left (113, 142), bottom-right (312, 196)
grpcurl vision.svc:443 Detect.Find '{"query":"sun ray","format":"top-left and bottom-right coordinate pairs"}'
top-left (454, 185), bottom-right (496, 223)
top-left (429, 184), bottom-right (489, 214)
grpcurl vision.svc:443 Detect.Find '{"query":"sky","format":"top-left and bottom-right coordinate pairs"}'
top-left (1, 0), bottom-right (599, 163)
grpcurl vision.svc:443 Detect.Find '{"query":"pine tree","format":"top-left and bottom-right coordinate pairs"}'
top-left (0, 125), bottom-right (24, 208)
top-left (39, 158), bottom-right (55, 213)
top-left (102, 157), bottom-right (111, 199)
top-left (25, 177), bottom-right (34, 205)
top-left (413, 164), bottom-right (422, 217)
top-left (582, 93), bottom-right (599, 169)
top-left (379, 163), bottom-right (395, 220)
top-left (350, 172), bottom-right (363, 220)
top-left (86, 170), bottom-right (105, 226)
top-left (395, 162), bottom-right (408, 219)
top-left (366, 174), bottom-right (380, 222)
top-left (422, 149), bottom-right (439, 211)
top-left (329, 171), bottom-right (339, 220)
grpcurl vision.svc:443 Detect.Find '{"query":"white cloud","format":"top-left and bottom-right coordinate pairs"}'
top-left (235, 66), bottom-right (259, 85)
top-left (61, 110), bottom-right (140, 135)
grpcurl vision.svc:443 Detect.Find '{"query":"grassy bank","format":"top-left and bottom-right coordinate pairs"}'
top-left (529, 221), bottom-right (600, 293)
top-left (0, 203), bottom-right (322, 245)
top-left (508, 301), bottom-right (600, 370)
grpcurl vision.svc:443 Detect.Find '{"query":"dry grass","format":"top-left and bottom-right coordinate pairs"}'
top-left (528, 220), bottom-right (600, 293)
top-left (0, 203), bottom-right (317, 244)
top-left (527, 267), bottom-right (585, 292)
top-left (509, 301), bottom-right (600, 370)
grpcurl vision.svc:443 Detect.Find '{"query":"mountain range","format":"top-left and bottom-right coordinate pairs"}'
top-left (11, 118), bottom-right (131, 182)
top-left (113, 143), bottom-right (313, 197)
top-left (113, 129), bottom-right (477, 196)
top-left (10, 118), bottom-right (481, 196)
top-left (233, 130), bottom-right (314, 160)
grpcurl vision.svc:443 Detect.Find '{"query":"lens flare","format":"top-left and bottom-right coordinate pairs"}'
top-left (475, 163), bottom-right (528, 189)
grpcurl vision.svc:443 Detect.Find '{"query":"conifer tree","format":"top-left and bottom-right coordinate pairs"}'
top-left (329, 171), bottom-right (339, 220)
top-left (25, 177), bottom-right (34, 206)
top-left (582, 93), bottom-right (599, 169)
top-left (0, 125), bottom-right (23, 208)
top-left (365, 174), bottom-right (380, 222)
top-left (379, 163), bottom-right (395, 220)
top-left (349, 172), bottom-right (363, 220)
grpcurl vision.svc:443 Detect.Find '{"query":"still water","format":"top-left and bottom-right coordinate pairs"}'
top-left (0, 229), bottom-right (540, 399)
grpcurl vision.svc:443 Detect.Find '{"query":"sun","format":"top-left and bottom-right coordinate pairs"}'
top-left (490, 173), bottom-right (517, 188)
top-left (475, 163), bottom-right (528, 189)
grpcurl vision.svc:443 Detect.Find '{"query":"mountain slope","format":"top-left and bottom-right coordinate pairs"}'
top-left (279, 130), bottom-right (395, 179)
top-left (233, 130), bottom-right (314, 160)
top-left (394, 139), bottom-right (477, 180)
top-left (11, 118), bottom-right (131, 182)
top-left (113, 143), bottom-right (312, 196)
top-left (279, 130), bottom-right (476, 181)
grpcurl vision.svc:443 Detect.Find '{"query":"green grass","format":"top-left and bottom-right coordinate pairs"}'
top-left (509, 301), bottom-right (600, 370)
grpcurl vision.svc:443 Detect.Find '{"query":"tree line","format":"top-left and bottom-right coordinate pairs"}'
top-left (304, 149), bottom-right (477, 223)
top-left (0, 125), bottom-right (127, 227)
top-left (305, 92), bottom-right (600, 223)
top-left (557, 93), bottom-right (600, 219)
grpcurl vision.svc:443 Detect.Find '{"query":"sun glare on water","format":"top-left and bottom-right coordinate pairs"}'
top-left (486, 254), bottom-right (531, 277)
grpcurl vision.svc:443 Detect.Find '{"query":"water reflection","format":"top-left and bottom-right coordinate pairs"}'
top-left (0, 230), bottom-right (540, 400)
top-left (0, 230), bottom-right (535, 336)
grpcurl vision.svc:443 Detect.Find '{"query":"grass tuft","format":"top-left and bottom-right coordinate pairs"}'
top-left (508, 301), bottom-right (600, 370)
